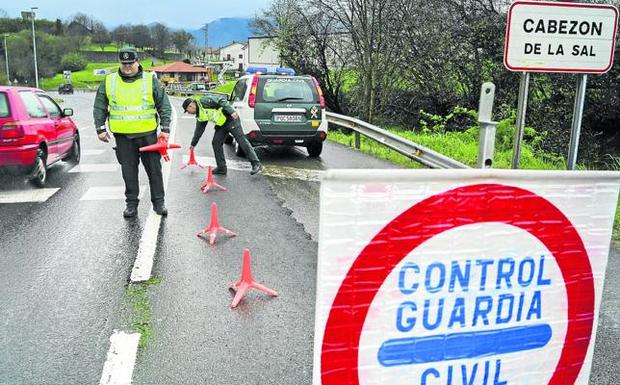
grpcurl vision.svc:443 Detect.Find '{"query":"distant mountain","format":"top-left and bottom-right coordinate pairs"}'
top-left (189, 18), bottom-right (252, 48)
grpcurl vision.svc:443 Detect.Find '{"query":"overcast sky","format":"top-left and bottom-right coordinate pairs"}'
top-left (2, 0), bottom-right (272, 29)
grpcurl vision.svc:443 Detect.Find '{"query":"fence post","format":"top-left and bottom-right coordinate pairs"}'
top-left (477, 82), bottom-right (498, 169)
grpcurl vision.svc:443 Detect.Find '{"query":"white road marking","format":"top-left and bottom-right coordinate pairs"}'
top-left (0, 188), bottom-right (60, 204)
top-left (99, 330), bottom-right (140, 385)
top-left (81, 149), bottom-right (106, 156)
top-left (69, 164), bottom-right (120, 173)
top-left (79, 186), bottom-right (146, 201)
top-left (181, 155), bottom-right (323, 181)
top-left (130, 105), bottom-right (178, 282)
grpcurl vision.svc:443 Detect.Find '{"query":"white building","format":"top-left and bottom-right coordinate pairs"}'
top-left (219, 42), bottom-right (247, 71)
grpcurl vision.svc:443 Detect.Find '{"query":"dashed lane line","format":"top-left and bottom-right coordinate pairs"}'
top-left (99, 331), bottom-right (140, 385)
top-left (130, 105), bottom-right (178, 282)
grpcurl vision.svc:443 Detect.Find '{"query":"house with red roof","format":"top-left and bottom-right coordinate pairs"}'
top-left (150, 62), bottom-right (214, 84)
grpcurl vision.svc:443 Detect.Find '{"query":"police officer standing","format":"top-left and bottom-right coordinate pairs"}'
top-left (182, 95), bottom-right (262, 175)
top-left (93, 47), bottom-right (172, 218)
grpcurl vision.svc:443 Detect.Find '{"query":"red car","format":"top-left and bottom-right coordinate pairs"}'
top-left (0, 86), bottom-right (80, 187)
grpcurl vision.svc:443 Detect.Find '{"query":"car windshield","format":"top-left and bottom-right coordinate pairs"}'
top-left (257, 78), bottom-right (317, 103)
top-left (0, 92), bottom-right (9, 117)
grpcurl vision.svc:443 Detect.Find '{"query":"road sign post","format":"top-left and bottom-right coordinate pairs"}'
top-left (477, 82), bottom-right (498, 168)
top-left (314, 169), bottom-right (620, 385)
top-left (504, 1), bottom-right (618, 169)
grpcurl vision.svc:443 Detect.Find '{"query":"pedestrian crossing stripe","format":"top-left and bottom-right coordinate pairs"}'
top-left (81, 149), bottom-right (106, 156)
top-left (0, 188), bottom-right (60, 203)
top-left (69, 164), bottom-right (120, 173)
top-left (80, 186), bottom-right (146, 201)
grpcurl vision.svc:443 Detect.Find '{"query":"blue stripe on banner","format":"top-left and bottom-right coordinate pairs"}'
top-left (377, 323), bottom-right (552, 367)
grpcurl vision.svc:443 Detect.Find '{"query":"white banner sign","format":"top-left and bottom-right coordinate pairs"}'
top-left (504, 1), bottom-right (619, 73)
top-left (314, 169), bottom-right (620, 385)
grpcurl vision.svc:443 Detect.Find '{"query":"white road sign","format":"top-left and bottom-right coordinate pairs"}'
top-left (504, 1), bottom-right (619, 73)
top-left (314, 169), bottom-right (620, 385)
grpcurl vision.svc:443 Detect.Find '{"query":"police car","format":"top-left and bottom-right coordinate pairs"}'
top-left (227, 67), bottom-right (327, 157)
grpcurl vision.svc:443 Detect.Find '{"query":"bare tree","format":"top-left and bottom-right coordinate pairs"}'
top-left (171, 30), bottom-right (194, 54)
top-left (150, 23), bottom-right (171, 56)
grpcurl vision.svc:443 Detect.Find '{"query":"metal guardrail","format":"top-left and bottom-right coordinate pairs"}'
top-left (326, 111), bottom-right (470, 169)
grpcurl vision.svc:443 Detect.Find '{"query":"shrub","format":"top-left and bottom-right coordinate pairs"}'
top-left (60, 53), bottom-right (88, 72)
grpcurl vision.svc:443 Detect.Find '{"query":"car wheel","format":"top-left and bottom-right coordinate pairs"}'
top-left (224, 134), bottom-right (233, 145)
top-left (307, 141), bottom-right (323, 157)
top-left (65, 134), bottom-right (81, 165)
top-left (234, 139), bottom-right (246, 158)
top-left (30, 148), bottom-right (47, 188)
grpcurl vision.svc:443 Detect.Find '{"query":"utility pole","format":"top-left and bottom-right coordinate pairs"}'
top-left (201, 23), bottom-right (209, 60)
top-left (21, 7), bottom-right (39, 88)
top-left (3, 34), bottom-right (9, 85)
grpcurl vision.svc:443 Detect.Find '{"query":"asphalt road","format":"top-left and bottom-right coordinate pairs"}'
top-left (0, 91), bottom-right (617, 384)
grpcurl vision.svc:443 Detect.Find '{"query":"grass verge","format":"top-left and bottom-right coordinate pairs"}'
top-left (125, 277), bottom-right (161, 349)
top-left (211, 81), bottom-right (235, 95)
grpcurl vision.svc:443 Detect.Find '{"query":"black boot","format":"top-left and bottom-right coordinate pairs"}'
top-left (153, 202), bottom-right (168, 216)
top-left (250, 162), bottom-right (263, 175)
top-left (212, 166), bottom-right (227, 175)
top-left (123, 205), bottom-right (138, 218)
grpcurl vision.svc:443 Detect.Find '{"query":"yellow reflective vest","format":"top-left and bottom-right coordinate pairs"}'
top-left (105, 71), bottom-right (158, 134)
top-left (193, 96), bottom-right (227, 126)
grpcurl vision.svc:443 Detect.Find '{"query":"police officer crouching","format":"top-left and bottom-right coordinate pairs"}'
top-left (93, 47), bottom-right (172, 218)
top-left (182, 95), bottom-right (262, 175)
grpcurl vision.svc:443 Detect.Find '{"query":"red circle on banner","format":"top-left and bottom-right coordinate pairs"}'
top-left (321, 184), bottom-right (594, 385)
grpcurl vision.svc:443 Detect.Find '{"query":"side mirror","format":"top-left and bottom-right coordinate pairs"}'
top-left (62, 108), bottom-right (74, 117)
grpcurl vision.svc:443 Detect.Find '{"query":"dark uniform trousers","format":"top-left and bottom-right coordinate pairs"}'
top-left (196, 117), bottom-right (259, 167)
top-left (113, 131), bottom-right (164, 207)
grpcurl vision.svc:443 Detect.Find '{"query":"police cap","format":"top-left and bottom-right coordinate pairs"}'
top-left (182, 98), bottom-right (195, 112)
top-left (119, 47), bottom-right (138, 63)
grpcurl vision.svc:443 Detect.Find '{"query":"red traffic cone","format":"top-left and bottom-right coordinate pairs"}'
top-left (139, 136), bottom-right (181, 162)
top-left (229, 248), bottom-right (278, 308)
top-left (197, 202), bottom-right (236, 245)
top-left (181, 148), bottom-right (205, 170)
top-left (200, 166), bottom-right (227, 193)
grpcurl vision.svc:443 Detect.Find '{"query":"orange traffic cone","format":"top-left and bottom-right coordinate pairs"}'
top-left (139, 137), bottom-right (181, 162)
top-left (181, 148), bottom-right (205, 170)
top-left (197, 202), bottom-right (236, 245)
top-left (229, 249), bottom-right (278, 308)
top-left (200, 166), bottom-right (227, 193)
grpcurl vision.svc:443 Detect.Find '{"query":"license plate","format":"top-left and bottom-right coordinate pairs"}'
top-left (274, 114), bottom-right (303, 123)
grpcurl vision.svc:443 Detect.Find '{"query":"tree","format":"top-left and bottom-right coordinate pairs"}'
top-left (129, 25), bottom-right (152, 52)
top-left (149, 23), bottom-right (170, 56)
top-left (91, 22), bottom-right (110, 51)
top-left (171, 30), bottom-right (194, 54)
top-left (111, 24), bottom-right (131, 48)
top-left (252, 0), bottom-right (352, 113)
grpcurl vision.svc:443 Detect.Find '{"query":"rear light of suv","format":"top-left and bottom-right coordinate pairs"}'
top-left (0, 121), bottom-right (25, 139)
top-left (311, 77), bottom-right (325, 109)
top-left (248, 76), bottom-right (259, 108)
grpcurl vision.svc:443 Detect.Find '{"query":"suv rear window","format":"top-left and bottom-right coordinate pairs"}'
top-left (257, 77), bottom-right (317, 103)
top-left (0, 92), bottom-right (9, 117)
